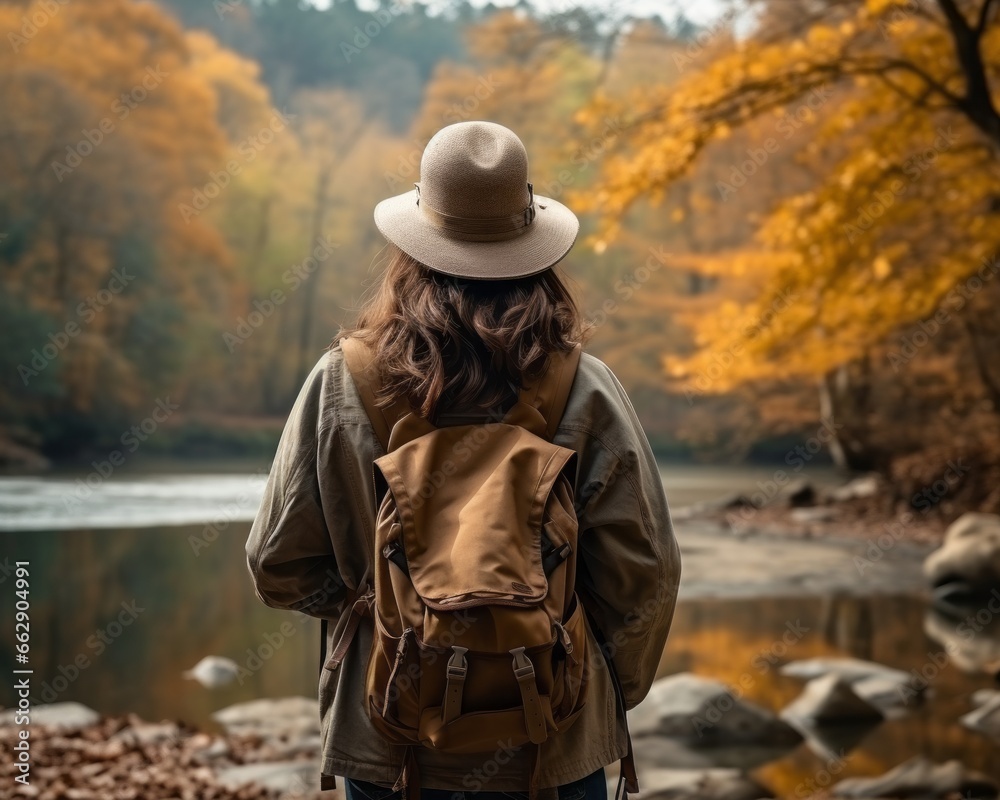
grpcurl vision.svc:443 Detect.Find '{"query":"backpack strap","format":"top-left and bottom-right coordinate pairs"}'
top-left (342, 336), bottom-right (583, 449)
top-left (340, 336), bottom-right (413, 453)
top-left (518, 344), bottom-right (583, 442)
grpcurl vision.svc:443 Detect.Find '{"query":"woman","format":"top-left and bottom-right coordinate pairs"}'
top-left (246, 121), bottom-right (681, 800)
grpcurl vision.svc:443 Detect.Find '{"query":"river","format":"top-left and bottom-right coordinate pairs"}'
top-left (0, 461), bottom-right (997, 794)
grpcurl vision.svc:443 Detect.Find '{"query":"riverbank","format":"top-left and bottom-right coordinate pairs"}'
top-left (673, 518), bottom-right (932, 598)
top-left (0, 702), bottom-right (322, 799)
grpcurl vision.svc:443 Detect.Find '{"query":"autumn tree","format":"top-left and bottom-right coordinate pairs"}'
top-left (578, 0), bottom-right (1000, 469)
top-left (0, 0), bottom-right (237, 451)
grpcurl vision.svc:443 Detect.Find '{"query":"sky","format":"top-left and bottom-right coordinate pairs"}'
top-left (336, 0), bottom-right (731, 26)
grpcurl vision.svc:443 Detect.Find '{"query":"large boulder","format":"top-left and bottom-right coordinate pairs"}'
top-left (831, 756), bottom-right (997, 799)
top-left (780, 658), bottom-right (924, 711)
top-left (924, 513), bottom-right (1000, 596)
top-left (628, 673), bottom-right (802, 748)
top-left (781, 674), bottom-right (884, 725)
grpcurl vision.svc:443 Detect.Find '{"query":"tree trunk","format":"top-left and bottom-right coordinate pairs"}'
top-left (295, 165), bottom-right (332, 388)
top-left (818, 355), bottom-right (881, 472)
top-left (961, 314), bottom-right (1000, 414)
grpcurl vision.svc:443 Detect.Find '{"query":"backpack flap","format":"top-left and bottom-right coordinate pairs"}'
top-left (374, 423), bottom-right (577, 611)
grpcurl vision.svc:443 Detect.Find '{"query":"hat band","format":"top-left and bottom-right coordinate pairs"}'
top-left (415, 183), bottom-right (537, 242)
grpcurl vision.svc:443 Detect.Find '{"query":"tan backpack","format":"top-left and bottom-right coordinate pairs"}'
top-left (326, 336), bottom-right (638, 800)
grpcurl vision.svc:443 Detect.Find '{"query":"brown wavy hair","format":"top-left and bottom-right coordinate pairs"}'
top-left (334, 245), bottom-right (590, 421)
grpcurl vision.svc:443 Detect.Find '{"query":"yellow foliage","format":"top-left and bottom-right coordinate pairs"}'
top-left (576, 0), bottom-right (1000, 392)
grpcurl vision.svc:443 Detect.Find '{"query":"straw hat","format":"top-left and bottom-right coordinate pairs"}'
top-left (373, 121), bottom-right (579, 280)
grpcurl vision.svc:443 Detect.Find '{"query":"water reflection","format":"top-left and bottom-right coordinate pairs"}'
top-left (1, 527), bottom-right (998, 798)
top-left (659, 594), bottom-right (1000, 797)
top-left (925, 603), bottom-right (1000, 679)
top-left (0, 524), bottom-right (318, 731)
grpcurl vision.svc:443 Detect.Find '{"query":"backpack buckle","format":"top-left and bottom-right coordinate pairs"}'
top-left (443, 646), bottom-right (469, 724)
top-left (446, 646), bottom-right (469, 678)
top-left (510, 646), bottom-right (535, 680)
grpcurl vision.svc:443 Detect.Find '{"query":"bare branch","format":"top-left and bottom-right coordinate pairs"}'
top-left (976, 0), bottom-right (998, 32)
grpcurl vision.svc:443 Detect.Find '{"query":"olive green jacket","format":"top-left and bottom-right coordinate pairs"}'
top-left (245, 341), bottom-right (681, 794)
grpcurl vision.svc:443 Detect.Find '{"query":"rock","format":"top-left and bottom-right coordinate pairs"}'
top-left (0, 701), bottom-right (99, 732)
top-left (795, 722), bottom-right (876, 764)
top-left (215, 760), bottom-right (319, 795)
top-left (790, 507), bottom-right (838, 524)
top-left (828, 475), bottom-right (881, 503)
top-left (781, 674), bottom-right (884, 725)
top-left (851, 674), bottom-right (925, 712)
top-left (972, 689), bottom-right (1000, 708)
top-left (628, 673), bottom-right (802, 747)
top-left (212, 696), bottom-right (320, 739)
top-left (183, 655), bottom-right (241, 688)
top-left (774, 480), bottom-right (816, 508)
top-left (961, 693), bottom-right (1000, 741)
top-left (109, 717), bottom-right (181, 746)
top-left (615, 768), bottom-right (773, 800)
top-left (781, 657), bottom-right (911, 685)
top-left (924, 607), bottom-right (1000, 677)
top-left (631, 736), bottom-right (791, 772)
top-left (930, 581), bottom-right (984, 616)
top-left (781, 658), bottom-right (925, 712)
top-left (924, 513), bottom-right (1000, 593)
top-left (190, 735), bottom-right (232, 762)
top-left (831, 756), bottom-right (997, 799)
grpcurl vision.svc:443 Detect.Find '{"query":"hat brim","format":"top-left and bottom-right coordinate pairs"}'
top-left (374, 189), bottom-right (579, 280)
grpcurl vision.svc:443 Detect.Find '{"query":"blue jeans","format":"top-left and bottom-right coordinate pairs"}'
top-left (344, 767), bottom-right (607, 800)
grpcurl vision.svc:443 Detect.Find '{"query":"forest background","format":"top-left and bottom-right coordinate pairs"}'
top-left (2, 0), bottom-right (998, 517)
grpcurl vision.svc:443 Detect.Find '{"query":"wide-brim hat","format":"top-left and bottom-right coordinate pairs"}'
top-left (374, 121), bottom-right (579, 280)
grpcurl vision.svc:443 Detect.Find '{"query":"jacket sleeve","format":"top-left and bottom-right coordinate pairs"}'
top-left (574, 363), bottom-right (682, 710)
top-left (245, 353), bottom-right (349, 619)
